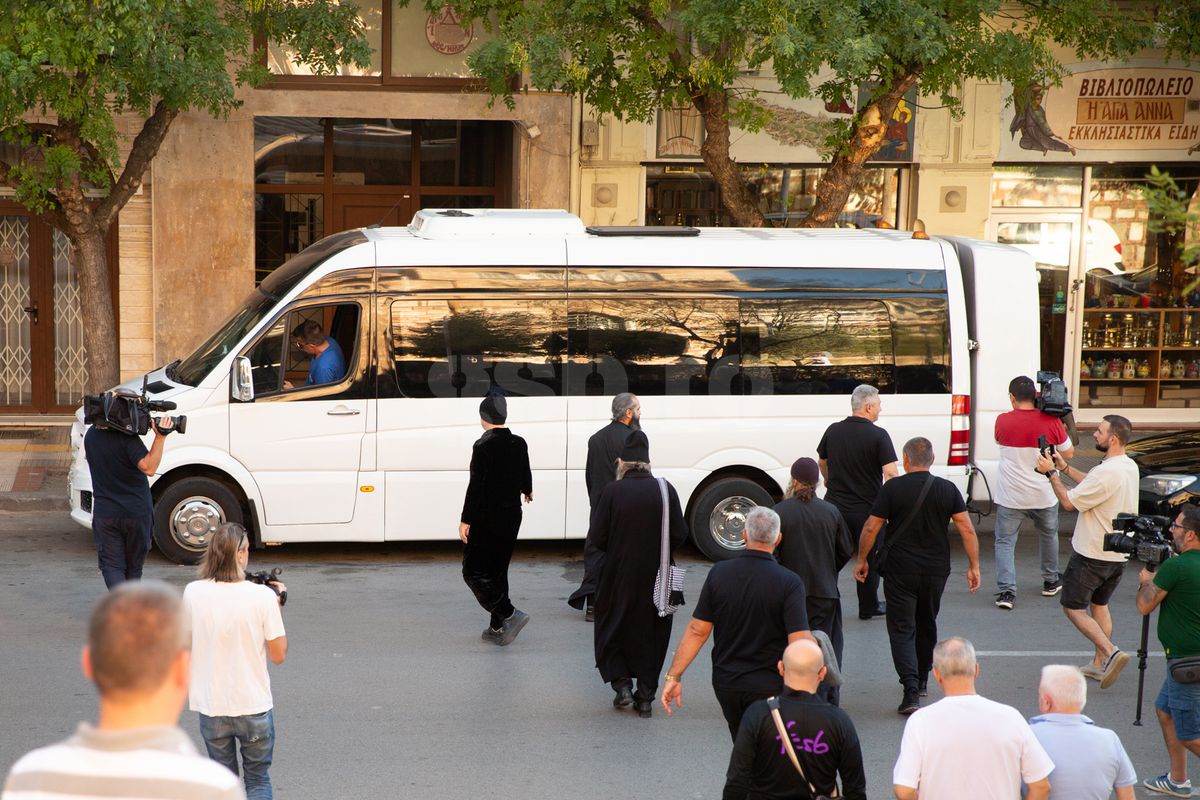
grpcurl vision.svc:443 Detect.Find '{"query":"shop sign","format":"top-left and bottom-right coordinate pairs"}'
top-left (425, 6), bottom-right (474, 56)
top-left (1000, 64), bottom-right (1200, 162)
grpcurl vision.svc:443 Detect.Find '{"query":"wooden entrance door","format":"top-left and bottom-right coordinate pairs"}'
top-left (332, 193), bottom-right (414, 232)
top-left (0, 203), bottom-right (116, 413)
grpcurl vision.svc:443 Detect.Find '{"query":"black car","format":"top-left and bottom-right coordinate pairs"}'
top-left (1126, 431), bottom-right (1200, 516)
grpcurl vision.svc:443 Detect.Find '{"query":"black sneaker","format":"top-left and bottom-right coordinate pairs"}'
top-left (898, 691), bottom-right (920, 715)
top-left (1042, 579), bottom-right (1062, 597)
top-left (498, 609), bottom-right (530, 646)
top-left (994, 591), bottom-right (1015, 610)
top-left (918, 679), bottom-right (928, 697)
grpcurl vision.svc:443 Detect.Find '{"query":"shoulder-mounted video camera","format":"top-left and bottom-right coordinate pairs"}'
top-left (1102, 512), bottom-right (1174, 570)
top-left (246, 567), bottom-right (287, 606)
top-left (83, 376), bottom-right (187, 437)
top-left (1035, 370), bottom-right (1073, 418)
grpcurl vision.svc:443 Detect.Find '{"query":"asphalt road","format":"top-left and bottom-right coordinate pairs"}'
top-left (0, 509), bottom-right (1190, 799)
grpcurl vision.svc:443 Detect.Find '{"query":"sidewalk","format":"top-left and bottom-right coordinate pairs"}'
top-left (0, 425), bottom-right (71, 512)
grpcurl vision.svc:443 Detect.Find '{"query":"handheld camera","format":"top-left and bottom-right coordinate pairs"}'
top-left (83, 375), bottom-right (187, 437)
top-left (1035, 370), bottom-right (1073, 418)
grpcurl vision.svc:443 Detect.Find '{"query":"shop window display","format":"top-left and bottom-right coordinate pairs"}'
top-left (1079, 166), bottom-right (1200, 410)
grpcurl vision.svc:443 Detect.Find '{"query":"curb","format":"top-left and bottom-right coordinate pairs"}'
top-left (0, 495), bottom-right (70, 512)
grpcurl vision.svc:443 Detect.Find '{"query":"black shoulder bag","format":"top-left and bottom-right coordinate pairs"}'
top-left (872, 474), bottom-right (935, 573)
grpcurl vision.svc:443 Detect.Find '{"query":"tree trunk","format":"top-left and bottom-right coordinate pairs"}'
top-left (801, 71), bottom-right (920, 228)
top-left (694, 90), bottom-right (767, 227)
top-left (73, 227), bottom-right (120, 393)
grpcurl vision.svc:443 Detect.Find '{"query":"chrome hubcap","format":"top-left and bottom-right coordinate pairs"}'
top-left (169, 496), bottom-right (225, 551)
top-left (709, 496), bottom-right (756, 551)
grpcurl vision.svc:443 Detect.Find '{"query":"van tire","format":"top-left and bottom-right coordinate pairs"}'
top-left (152, 478), bottom-right (244, 565)
top-left (689, 477), bottom-right (774, 561)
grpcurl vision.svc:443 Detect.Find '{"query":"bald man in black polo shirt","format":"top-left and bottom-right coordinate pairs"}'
top-left (661, 506), bottom-right (815, 739)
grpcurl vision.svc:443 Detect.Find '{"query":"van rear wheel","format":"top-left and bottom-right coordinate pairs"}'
top-left (689, 477), bottom-right (774, 561)
top-left (152, 478), bottom-right (244, 565)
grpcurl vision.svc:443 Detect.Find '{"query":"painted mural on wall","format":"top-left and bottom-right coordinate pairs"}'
top-left (1000, 64), bottom-right (1200, 161)
top-left (654, 73), bottom-right (916, 163)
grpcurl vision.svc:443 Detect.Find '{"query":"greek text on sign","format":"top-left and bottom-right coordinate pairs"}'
top-left (1003, 66), bottom-right (1200, 158)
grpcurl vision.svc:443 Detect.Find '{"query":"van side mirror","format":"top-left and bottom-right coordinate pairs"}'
top-left (231, 357), bottom-right (254, 402)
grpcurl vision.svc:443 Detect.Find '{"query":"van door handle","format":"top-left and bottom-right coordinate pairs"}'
top-left (327, 406), bottom-right (361, 416)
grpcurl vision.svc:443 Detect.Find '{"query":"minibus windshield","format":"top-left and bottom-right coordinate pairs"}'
top-left (172, 290), bottom-right (276, 386)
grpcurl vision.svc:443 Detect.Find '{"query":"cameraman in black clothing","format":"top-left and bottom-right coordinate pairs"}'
top-left (724, 639), bottom-right (867, 800)
top-left (459, 392), bottom-right (533, 646)
top-left (84, 417), bottom-right (173, 589)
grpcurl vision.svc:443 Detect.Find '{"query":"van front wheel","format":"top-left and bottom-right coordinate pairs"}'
top-left (689, 477), bottom-right (774, 561)
top-left (152, 478), bottom-right (244, 565)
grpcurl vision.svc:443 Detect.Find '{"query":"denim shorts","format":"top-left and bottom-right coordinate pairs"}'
top-left (1156, 670), bottom-right (1200, 742)
top-left (1060, 552), bottom-right (1126, 610)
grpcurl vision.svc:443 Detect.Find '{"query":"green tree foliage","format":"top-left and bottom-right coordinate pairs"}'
top-left (0, 0), bottom-right (371, 392)
top-left (431, 0), bottom-right (1193, 228)
top-left (1143, 166), bottom-right (1200, 291)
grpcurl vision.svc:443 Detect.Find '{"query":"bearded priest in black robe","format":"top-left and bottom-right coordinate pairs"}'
top-left (590, 430), bottom-right (687, 717)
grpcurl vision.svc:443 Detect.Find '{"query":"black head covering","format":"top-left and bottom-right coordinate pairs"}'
top-left (479, 392), bottom-right (507, 424)
top-left (620, 430), bottom-right (650, 462)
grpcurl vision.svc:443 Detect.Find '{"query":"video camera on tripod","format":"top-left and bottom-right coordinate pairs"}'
top-left (83, 375), bottom-right (187, 437)
top-left (1102, 512), bottom-right (1175, 570)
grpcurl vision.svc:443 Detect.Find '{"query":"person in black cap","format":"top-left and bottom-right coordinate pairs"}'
top-left (459, 391), bottom-right (533, 646)
top-left (775, 456), bottom-right (855, 705)
top-left (589, 429), bottom-right (687, 718)
top-left (568, 393), bottom-right (642, 620)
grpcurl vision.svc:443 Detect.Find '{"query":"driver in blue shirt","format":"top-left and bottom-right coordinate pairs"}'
top-left (286, 319), bottom-right (345, 388)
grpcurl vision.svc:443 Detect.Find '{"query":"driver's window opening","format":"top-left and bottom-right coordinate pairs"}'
top-left (248, 304), bottom-right (358, 396)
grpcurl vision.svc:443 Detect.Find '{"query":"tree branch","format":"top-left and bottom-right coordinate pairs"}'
top-left (96, 100), bottom-right (179, 229)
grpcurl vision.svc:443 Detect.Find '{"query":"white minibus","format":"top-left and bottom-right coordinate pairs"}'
top-left (69, 209), bottom-right (1038, 563)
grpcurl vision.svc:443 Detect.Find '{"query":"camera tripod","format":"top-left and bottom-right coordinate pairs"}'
top-left (1133, 610), bottom-right (1153, 726)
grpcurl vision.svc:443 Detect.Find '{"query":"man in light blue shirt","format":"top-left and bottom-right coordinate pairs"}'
top-left (1028, 664), bottom-right (1136, 800)
top-left (290, 320), bottom-right (345, 387)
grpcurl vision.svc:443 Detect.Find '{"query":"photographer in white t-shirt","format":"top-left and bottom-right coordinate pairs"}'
top-left (183, 523), bottom-right (287, 800)
top-left (1036, 415), bottom-right (1139, 691)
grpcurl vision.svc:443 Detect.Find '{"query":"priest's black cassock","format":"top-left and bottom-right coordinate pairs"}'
top-left (567, 419), bottom-right (634, 609)
top-left (590, 469), bottom-right (688, 700)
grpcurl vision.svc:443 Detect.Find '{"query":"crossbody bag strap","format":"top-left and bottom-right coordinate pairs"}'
top-left (657, 477), bottom-right (670, 609)
top-left (883, 473), bottom-right (936, 551)
top-left (767, 697), bottom-right (819, 797)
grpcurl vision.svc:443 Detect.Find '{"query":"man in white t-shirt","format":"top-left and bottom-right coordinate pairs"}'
top-left (992, 375), bottom-right (1075, 610)
top-left (893, 637), bottom-right (1053, 800)
top-left (1037, 415), bottom-right (1139, 689)
top-left (184, 523), bottom-right (287, 800)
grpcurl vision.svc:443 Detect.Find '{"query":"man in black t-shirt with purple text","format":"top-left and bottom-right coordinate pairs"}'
top-left (817, 384), bottom-right (899, 620)
top-left (853, 437), bottom-right (980, 716)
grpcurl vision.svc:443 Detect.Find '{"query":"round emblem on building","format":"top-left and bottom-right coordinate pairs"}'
top-left (425, 6), bottom-right (474, 55)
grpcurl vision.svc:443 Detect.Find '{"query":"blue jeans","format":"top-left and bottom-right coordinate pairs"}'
top-left (994, 504), bottom-right (1060, 594)
top-left (199, 710), bottom-right (275, 800)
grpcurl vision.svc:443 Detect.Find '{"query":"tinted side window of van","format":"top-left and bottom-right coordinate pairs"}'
top-left (739, 298), bottom-right (894, 395)
top-left (888, 297), bottom-right (951, 393)
top-left (567, 299), bottom-right (741, 396)
top-left (389, 299), bottom-right (566, 398)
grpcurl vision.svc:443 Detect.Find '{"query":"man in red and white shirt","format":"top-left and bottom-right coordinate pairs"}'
top-left (993, 376), bottom-right (1073, 610)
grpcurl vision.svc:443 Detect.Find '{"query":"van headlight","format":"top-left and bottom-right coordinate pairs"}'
top-left (1140, 474), bottom-right (1197, 497)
